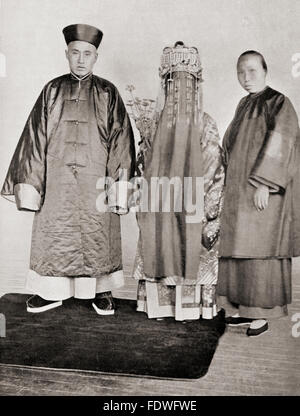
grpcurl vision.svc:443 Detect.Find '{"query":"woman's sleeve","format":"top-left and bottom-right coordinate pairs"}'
top-left (249, 96), bottom-right (299, 193)
top-left (202, 115), bottom-right (225, 251)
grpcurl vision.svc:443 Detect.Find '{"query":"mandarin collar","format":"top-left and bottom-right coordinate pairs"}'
top-left (248, 85), bottom-right (269, 100)
top-left (70, 71), bottom-right (93, 82)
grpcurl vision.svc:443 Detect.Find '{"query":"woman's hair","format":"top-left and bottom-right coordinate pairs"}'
top-left (237, 50), bottom-right (268, 72)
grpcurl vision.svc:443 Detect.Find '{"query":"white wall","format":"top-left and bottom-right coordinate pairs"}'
top-left (1, 0), bottom-right (300, 288)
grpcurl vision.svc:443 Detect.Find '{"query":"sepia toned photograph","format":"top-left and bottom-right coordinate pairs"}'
top-left (0, 0), bottom-right (299, 400)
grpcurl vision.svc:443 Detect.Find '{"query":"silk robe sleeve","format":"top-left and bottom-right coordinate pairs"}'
top-left (106, 86), bottom-right (136, 214)
top-left (1, 87), bottom-right (48, 211)
top-left (135, 110), bottom-right (160, 176)
top-left (249, 95), bottom-right (299, 193)
top-left (202, 114), bottom-right (225, 251)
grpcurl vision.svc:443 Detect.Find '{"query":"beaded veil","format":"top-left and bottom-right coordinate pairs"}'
top-left (155, 42), bottom-right (204, 129)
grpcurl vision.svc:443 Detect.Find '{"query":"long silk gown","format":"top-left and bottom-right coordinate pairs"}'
top-left (1, 72), bottom-right (136, 300)
top-left (133, 71), bottom-right (225, 320)
top-left (217, 86), bottom-right (300, 319)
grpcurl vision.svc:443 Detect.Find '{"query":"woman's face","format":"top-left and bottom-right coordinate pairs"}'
top-left (237, 54), bottom-right (266, 93)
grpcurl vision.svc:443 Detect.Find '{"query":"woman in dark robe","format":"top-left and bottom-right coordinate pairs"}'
top-left (217, 50), bottom-right (300, 336)
top-left (132, 42), bottom-right (225, 321)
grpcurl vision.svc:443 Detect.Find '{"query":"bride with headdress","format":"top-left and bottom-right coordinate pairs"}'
top-left (132, 41), bottom-right (225, 321)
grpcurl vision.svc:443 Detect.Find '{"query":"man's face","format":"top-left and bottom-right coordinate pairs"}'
top-left (66, 41), bottom-right (98, 77)
top-left (237, 55), bottom-right (266, 93)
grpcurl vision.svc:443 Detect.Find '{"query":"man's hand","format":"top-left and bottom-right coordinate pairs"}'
top-left (254, 184), bottom-right (269, 211)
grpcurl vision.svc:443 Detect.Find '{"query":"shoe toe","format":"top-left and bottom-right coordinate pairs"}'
top-left (247, 322), bottom-right (269, 337)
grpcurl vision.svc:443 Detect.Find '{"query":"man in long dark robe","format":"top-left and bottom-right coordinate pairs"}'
top-left (1, 24), bottom-right (135, 315)
top-left (217, 50), bottom-right (300, 336)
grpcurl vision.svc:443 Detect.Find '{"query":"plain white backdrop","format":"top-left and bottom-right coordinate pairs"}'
top-left (0, 0), bottom-right (300, 291)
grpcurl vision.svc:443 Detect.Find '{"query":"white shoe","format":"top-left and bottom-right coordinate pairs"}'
top-left (26, 295), bottom-right (62, 313)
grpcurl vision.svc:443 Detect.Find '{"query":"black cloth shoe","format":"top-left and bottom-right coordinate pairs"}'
top-left (92, 291), bottom-right (115, 315)
top-left (247, 321), bottom-right (269, 337)
top-left (225, 316), bottom-right (254, 326)
top-left (26, 295), bottom-right (62, 313)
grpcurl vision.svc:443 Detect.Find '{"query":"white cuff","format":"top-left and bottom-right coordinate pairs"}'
top-left (107, 180), bottom-right (129, 214)
top-left (14, 183), bottom-right (41, 211)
